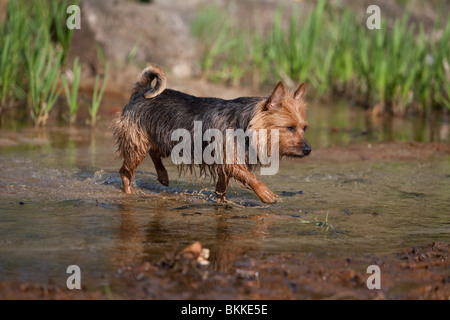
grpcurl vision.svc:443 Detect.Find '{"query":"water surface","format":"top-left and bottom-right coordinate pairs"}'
top-left (0, 101), bottom-right (449, 288)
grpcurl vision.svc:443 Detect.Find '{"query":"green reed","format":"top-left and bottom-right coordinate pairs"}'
top-left (431, 21), bottom-right (450, 111)
top-left (63, 57), bottom-right (81, 124)
top-left (0, 26), bottom-right (19, 109)
top-left (89, 63), bottom-right (109, 127)
top-left (190, 6), bottom-right (232, 81)
top-left (22, 1), bottom-right (67, 127)
top-left (50, 0), bottom-right (77, 63)
top-left (0, 0), bottom-right (77, 125)
top-left (191, 0), bottom-right (450, 115)
top-left (0, 1), bottom-right (28, 108)
top-left (25, 32), bottom-right (64, 127)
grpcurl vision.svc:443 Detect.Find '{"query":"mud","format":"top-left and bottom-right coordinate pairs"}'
top-left (1, 75), bottom-right (449, 300)
top-left (0, 241), bottom-right (448, 300)
top-left (0, 119), bottom-right (449, 299)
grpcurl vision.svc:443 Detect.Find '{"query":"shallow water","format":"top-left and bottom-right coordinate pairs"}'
top-left (0, 101), bottom-right (449, 289)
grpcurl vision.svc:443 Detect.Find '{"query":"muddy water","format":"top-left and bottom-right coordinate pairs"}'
top-left (0, 101), bottom-right (449, 290)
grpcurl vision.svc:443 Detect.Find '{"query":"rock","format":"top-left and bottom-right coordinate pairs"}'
top-left (74, 0), bottom-right (197, 77)
top-left (180, 241), bottom-right (210, 266)
top-left (181, 241), bottom-right (203, 259)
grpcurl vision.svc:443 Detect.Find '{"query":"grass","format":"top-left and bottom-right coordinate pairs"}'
top-left (127, 38), bottom-right (143, 64)
top-left (0, 24), bottom-right (19, 108)
top-left (298, 211), bottom-right (335, 233)
top-left (191, 1), bottom-right (450, 115)
top-left (0, 1), bottom-right (28, 109)
top-left (2, 0), bottom-right (448, 124)
top-left (0, 0), bottom-right (69, 126)
top-left (88, 45), bottom-right (109, 126)
top-left (0, 0), bottom-right (107, 127)
top-left (26, 39), bottom-right (64, 127)
top-left (50, 0), bottom-right (76, 62)
top-left (63, 57), bottom-right (81, 125)
top-left (89, 63), bottom-right (109, 127)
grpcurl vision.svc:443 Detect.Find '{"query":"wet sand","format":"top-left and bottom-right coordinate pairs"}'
top-left (0, 241), bottom-right (448, 300)
top-left (0, 126), bottom-right (449, 299)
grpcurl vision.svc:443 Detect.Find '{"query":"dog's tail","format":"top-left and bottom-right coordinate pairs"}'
top-left (131, 63), bottom-right (167, 99)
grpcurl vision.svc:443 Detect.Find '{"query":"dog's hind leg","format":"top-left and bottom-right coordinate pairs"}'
top-left (215, 168), bottom-right (230, 203)
top-left (119, 139), bottom-right (149, 194)
top-left (149, 150), bottom-right (169, 186)
top-left (120, 153), bottom-right (146, 194)
top-left (114, 114), bottom-right (151, 194)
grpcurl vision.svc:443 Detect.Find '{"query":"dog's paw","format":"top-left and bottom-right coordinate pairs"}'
top-left (258, 189), bottom-right (278, 204)
top-left (123, 185), bottom-right (135, 194)
top-left (215, 190), bottom-right (227, 203)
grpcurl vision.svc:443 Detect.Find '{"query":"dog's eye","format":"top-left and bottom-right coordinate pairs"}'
top-left (286, 126), bottom-right (296, 132)
top-left (303, 125), bottom-right (308, 132)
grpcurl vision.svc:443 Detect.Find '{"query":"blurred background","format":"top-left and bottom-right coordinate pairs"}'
top-left (0, 0), bottom-right (449, 141)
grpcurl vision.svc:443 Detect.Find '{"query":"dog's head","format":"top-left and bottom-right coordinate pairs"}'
top-left (251, 81), bottom-right (311, 158)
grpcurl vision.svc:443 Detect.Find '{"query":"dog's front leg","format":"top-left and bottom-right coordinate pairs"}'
top-left (231, 167), bottom-right (278, 204)
top-left (149, 151), bottom-right (169, 186)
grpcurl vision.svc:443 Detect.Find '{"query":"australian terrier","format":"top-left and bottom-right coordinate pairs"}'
top-left (113, 64), bottom-right (311, 204)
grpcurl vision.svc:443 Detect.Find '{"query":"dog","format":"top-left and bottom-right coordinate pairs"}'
top-left (113, 64), bottom-right (310, 204)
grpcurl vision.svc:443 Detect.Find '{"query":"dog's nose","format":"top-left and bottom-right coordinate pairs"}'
top-left (302, 146), bottom-right (311, 155)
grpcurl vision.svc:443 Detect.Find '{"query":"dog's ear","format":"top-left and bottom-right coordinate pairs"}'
top-left (294, 82), bottom-right (306, 101)
top-left (266, 81), bottom-right (285, 110)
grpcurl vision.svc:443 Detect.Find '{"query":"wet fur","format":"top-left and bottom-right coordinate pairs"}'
top-left (113, 64), bottom-right (310, 203)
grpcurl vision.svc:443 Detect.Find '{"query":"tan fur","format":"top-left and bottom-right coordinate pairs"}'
top-left (130, 63), bottom-right (167, 99)
top-left (249, 87), bottom-right (308, 158)
top-left (113, 64), bottom-right (310, 204)
top-left (112, 113), bottom-right (152, 163)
